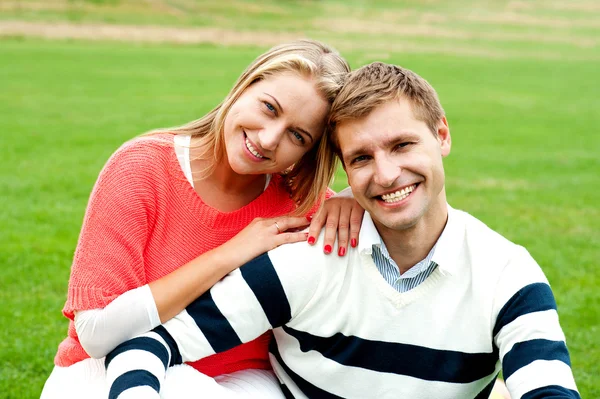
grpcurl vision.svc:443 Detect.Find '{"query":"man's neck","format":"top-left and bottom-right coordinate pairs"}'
top-left (375, 204), bottom-right (448, 275)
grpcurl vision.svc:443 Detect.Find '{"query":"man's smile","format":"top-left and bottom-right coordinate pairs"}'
top-left (377, 183), bottom-right (418, 204)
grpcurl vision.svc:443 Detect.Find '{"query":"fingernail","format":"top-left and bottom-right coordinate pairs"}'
top-left (308, 236), bottom-right (316, 245)
top-left (338, 247), bottom-right (346, 256)
top-left (324, 244), bottom-right (332, 254)
top-left (306, 216), bottom-right (312, 222)
top-left (351, 238), bottom-right (357, 248)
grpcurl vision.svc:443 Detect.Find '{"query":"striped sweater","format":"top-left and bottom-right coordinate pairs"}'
top-left (105, 206), bottom-right (579, 399)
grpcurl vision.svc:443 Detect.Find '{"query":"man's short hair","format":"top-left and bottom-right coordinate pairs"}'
top-left (328, 62), bottom-right (445, 157)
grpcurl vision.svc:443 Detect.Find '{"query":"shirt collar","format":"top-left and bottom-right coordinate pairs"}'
top-left (431, 205), bottom-right (463, 276)
top-left (356, 204), bottom-right (464, 276)
top-left (357, 212), bottom-right (380, 256)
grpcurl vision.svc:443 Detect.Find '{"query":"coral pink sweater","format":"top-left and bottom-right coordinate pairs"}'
top-left (55, 134), bottom-right (321, 376)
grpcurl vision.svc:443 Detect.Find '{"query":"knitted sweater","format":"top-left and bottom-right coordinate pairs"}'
top-left (55, 134), bottom-right (310, 376)
top-left (105, 207), bottom-right (579, 399)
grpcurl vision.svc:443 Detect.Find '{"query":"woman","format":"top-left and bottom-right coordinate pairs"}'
top-left (41, 39), bottom-right (361, 398)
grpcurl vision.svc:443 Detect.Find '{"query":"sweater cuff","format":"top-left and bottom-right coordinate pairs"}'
top-left (63, 286), bottom-right (119, 320)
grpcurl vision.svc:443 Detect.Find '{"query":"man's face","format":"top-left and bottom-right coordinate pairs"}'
top-left (337, 99), bottom-right (451, 235)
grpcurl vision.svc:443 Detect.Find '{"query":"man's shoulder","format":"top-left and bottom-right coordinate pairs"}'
top-left (450, 208), bottom-right (549, 313)
top-left (450, 207), bottom-right (538, 274)
top-left (453, 207), bottom-right (521, 254)
top-left (269, 231), bottom-right (350, 269)
top-left (267, 231), bottom-right (354, 292)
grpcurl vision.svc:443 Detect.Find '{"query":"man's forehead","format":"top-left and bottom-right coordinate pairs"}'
top-left (336, 121), bottom-right (372, 153)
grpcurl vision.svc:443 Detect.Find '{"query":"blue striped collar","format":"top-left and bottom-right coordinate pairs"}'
top-left (357, 204), bottom-right (462, 276)
top-left (377, 238), bottom-right (436, 279)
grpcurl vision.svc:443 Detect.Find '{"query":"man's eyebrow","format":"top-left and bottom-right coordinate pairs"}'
top-left (381, 133), bottom-right (419, 147)
top-left (343, 146), bottom-right (370, 162)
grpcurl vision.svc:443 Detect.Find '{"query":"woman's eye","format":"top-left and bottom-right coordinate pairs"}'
top-left (291, 130), bottom-right (305, 144)
top-left (264, 101), bottom-right (276, 113)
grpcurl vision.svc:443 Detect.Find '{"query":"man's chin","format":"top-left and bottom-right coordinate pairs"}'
top-left (370, 211), bottom-right (419, 232)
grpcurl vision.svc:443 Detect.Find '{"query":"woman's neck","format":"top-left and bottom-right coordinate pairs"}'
top-left (190, 155), bottom-right (268, 213)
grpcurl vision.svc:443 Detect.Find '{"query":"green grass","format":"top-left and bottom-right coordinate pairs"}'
top-left (1, 1), bottom-right (599, 397)
top-left (2, 0), bottom-right (600, 60)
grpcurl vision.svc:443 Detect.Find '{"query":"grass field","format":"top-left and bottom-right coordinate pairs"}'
top-left (1, 1), bottom-right (599, 398)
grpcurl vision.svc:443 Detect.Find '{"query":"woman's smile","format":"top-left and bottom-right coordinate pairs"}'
top-left (243, 132), bottom-right (268, 161)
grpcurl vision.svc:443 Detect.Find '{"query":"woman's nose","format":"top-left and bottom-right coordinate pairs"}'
top-left (257, 122), bottom-right (286, 151)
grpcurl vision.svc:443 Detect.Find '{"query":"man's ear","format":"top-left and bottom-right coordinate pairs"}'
top-left (437, 116), bottom-right (451, 157)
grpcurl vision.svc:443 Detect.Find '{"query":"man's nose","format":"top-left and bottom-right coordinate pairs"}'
top-left (257, 122), bottom-right (286, 152)
top-left (373, 156), bottom-right (401, 188)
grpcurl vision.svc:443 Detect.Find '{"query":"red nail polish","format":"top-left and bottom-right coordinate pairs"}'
top-left (351, 238), bottom-right (357, 248)
top-left (306, 215), bottom-right (313, 222)
top-left (308, 236), bottom-right (316, 245)
top-left (338, 247), bottom-right (346, 256)
top-left (324, 244), bottom-right (332, 254)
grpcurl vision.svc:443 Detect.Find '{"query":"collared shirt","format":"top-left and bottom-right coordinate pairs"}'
top-left (358, 211), bottom-right (450, 293)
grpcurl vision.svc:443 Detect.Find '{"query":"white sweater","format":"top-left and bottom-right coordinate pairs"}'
top-left (105, 207), bottom-right (579, 399)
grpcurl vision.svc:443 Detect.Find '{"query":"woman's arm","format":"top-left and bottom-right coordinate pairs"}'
top-left (149, 190), bottom-right (364, 323)
top-left (74, 212), bottom-right (310, 358)
top-left (71, 141), bottom-right (317, 358)
top-left (71, 140), bottom-right (360, 357)
top-left (148, 216), bottom-right (311, 323)
top-left (74, 285), bottom-right (159, 359)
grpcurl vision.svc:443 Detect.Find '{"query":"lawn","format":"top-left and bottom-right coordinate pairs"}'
top-left (1, 1), bottom-right (599, 398)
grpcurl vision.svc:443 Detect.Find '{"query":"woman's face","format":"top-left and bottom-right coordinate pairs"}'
top-left (223, 72), bottom-right (329, 176)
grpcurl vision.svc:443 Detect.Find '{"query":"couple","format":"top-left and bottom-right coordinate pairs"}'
top-left (42, 40), bottom-right (578, 398)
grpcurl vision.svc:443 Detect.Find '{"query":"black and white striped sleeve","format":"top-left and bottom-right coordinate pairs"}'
top-left (105, 247), bottom-right (324, 399)
top-left (493, 247), bottom-right (580, 398)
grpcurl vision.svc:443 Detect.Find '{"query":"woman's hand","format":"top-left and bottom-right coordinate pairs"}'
top-left (307, 195), bottom-right (365, 256)
top-left (220, 216), bottom-right (311, 268)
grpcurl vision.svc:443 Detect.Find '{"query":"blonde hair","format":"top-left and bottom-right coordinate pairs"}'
top-left (329, 62), bottom-right (445, 158)
top-left (150, 40), bottom-right (349, 215)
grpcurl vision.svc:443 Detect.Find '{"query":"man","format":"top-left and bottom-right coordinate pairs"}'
top-left (105, 62), bottom-right (579, 398)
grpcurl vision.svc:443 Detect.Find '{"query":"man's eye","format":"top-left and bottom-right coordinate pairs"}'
top-left (351, 155), bottom-right (368, 164)
top-left (396, 142), bottom-right (412, 149)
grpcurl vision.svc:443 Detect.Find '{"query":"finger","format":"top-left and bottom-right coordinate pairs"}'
top-left (272, 231), bottom-right (310, 249)
top-left (335, 201), bottom-right (352, 256)
top-left (307, 208), bottom-right (327, 246)
top-left (271, 216), bottom-right (310, 233)
top-left (322, 206), bottom-right (340, 255)
top-left (349, 200), bottom-right (365, 248)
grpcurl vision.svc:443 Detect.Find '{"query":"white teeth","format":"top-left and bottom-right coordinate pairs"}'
top-left (381, 184), bottom-right (416, 203)
top-left (245, 138), bottom-right (264, 158)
